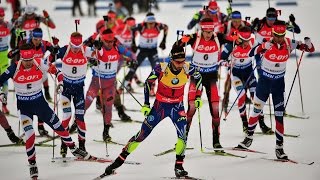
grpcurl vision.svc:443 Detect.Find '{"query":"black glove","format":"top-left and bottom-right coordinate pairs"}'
top-left (93, 40), bottom-right (102, 50)
top-left (159, 40), bottom-right (166, 50)
top-left (88, 58), bottom-right (98, 66)
top-left (131, 42), bottom-right (138, 53)
top-left (251, 18), bottom-right (259, 31)
top-left (7, 48), bottom-right (20, 59)
top-left (289, 14), bottom-right (295, 23)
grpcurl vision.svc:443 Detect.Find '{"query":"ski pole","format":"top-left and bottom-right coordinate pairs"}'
top-left (118, 80), bottom-right (143, 107)
top-left (197, 108), bottom-right (203, 152)
top-left (51, 76), bottom-right (58, 162)
top-left (268, 96), bottom-right (272, 131)
top-left (285, 51), bottom-right (305, 109)
top-left (96, 50), bottom-right (109, 157)
top-left (224, 65), bottom-right (257, 121)
top-left (292, 31), bottom-right (305, 114)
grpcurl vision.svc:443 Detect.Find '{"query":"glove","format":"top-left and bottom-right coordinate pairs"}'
top-left (93, 40), bottom-right (102, 50)
top-left (159, 40), bottom-right (166, 50)
top-left (289, 14), bottom-right (295, 23)
top-left (52, 36), bottom-right (59, 46)
top-left (181, 35), bottom-right (190, 43)
top-left (131, 42), bottom-right (138, 53)
top-left (226, 6), bottom-right (232, 16)
top-left (0, 91), bottom-right (7, 104)
top-left (304, 37), bottom-right (312, 49)
top-left (261, 41), bottom-right (273, 50)
top-left (218, 60), bottom-right (230, 67)
top-left (88, 58), bottom-right (98, 66)
top-left (251, 18), bottom-right (259, 31)
top-left (7, 48), bottom-right (20, 59)
top-left (195, 97), bottom-right (203, 109)
top-left (141, 104), bottom-right (151, 116)
top-left (43, 10), bottom-right (50, 18)
top-left (56, 83), bottom-right (63, 94)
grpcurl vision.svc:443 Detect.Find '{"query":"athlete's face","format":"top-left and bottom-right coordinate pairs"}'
top-left (32, 37), bottom-right (42, 47)
top-left (202, 30), bottom-right (214, 41)
top-left (146, 22), bottom-right (156, 29)
top-left (102, 39), bottom-right (114, 49)
top-left (272, 33), bottom-right (285, 44)
top-left (232, 19), bottom-right (241, 28)
top-left (171, 58), bottom-right (185, 71)
top-left (21, 59), bottom-right (34, 69)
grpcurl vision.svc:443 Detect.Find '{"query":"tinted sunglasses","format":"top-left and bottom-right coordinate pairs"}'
top-left (173, 60), bottom-right (185, 64)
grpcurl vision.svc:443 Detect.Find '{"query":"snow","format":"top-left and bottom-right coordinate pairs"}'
top-left (0, 0), bottom-right (319, 179)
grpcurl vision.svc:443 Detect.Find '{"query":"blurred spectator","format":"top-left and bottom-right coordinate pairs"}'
top-left (114, 0), bottom-right (129, 20)
top-left (72, 0), bottom-right (84, 17)
top-left (6, 0), bottom-right (21, 17)
top-left (87, 0), bottom-right (97, 17)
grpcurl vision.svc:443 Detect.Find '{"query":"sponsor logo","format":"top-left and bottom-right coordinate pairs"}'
top-left (197, 45), bottom-right (216, 51)
top-left (268, 54), bottom-right (289, 61)
top-left (171, 77), bottom-right (179, 85)
top-left (65, 57), bottom-right (86, 64)
top-left (17, 75), bottom-right (40, 82)
top-left (62, 101), bottom-right (69, 106)
top-left (147, 115), bottom-right (154, 122)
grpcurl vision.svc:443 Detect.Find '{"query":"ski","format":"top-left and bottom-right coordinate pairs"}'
top-left (123, 108), bottom-right (140, 112)
top-left (162, 176), bottom-right (206, 180)
top-left (204, 148), bottom-right (247, 158)
top-left (37, 135), bottom-right (60, 144)
top-left (265, 113), bottom-right (310, 119)
top-left (113, 119), bottom-right (143, 124)
top-left (53, 156), bottom-right (141, 165)
top-left (0, 143), bottom-right (55, 147)
top-left (36, 134), bottom-right (54, 138)
top-left (93, 171), bottom-right (117, 180)
top-left (261, 157), bottom-right (314, 165)
top-left (206, 147), bottom-right (267, 154)
top-left (5, 114), bottom-right (19, 118)
top-left (154, 147), bottom-right (194, 157)
top-left (255, 132), bottom-right (300, 138)
top-left (93, 139), bottom-right (126, 146)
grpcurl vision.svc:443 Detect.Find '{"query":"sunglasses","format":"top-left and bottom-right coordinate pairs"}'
top-left (208, 8), bottom-right (218, 15)
top-left (266, 16), bottom-right (276, 21)
top-left (273, 33), bottom-right (285, 38)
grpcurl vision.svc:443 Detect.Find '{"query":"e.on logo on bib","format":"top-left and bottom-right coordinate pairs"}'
top-left (197, 45), bottom-right (216, 52)
top-left (268, 54), bottom-right (289, 61)
top-left (17, 75), bottom-right (39, 82)
top-left (233, 52), bottom-right (247, 58)
top-left (108, 55), bottom-right (117, 60)
top-left (65, 57), bottom-right (85, 64)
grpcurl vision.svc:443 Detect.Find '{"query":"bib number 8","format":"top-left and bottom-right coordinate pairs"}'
top-left (72, 67), bottom-right (77, 74)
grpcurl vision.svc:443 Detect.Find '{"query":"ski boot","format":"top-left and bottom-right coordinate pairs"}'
top-left (29, 160), bottom-right (38, 179)
top-left (6, 128), bottom-right (23, 144)
top-left (60, 140), bottom-right (68, 158)
top-left (70, 145), bottom-right (91, 160)
top-left (79, 139), bottom-right (86, 152)
top-left (275, 144), bottom-right (288, 160)
top-left (174, 155), bottom-right (188, 177)
top-left (103, 124), bottom-right (112, 142)
top-left (259, 116), bottom-right (273, 134)
top-left (116, 105), bottom-right (132, 122)
top-left (2, 103), bottom-right (10, 114)
top-left (38, 124), bottom-right (49, 136)
top-left (237, 135), bottom-right (253, 149)
top-left (104, 151), bottom-right (129, 175)
top-left (212, 132), bottom-right (224, 153)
